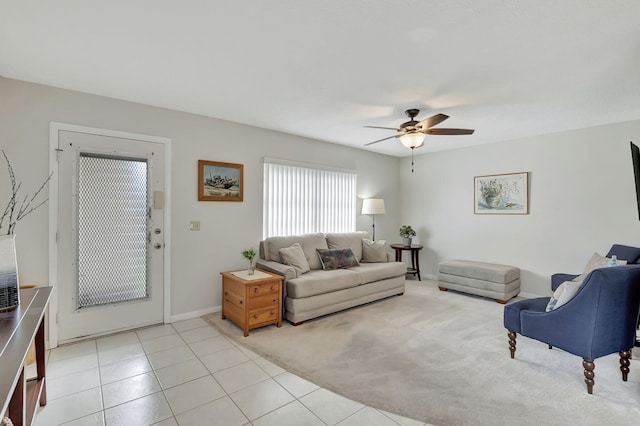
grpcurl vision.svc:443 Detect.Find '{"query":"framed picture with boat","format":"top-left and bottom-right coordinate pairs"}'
top-left (198, 160), bottom-right (243, 201)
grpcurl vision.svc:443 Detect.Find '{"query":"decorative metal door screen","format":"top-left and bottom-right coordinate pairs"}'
top-left (76, 153), bottom-right (149, 309)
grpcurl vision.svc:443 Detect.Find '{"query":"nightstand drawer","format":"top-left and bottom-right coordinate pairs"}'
top-left (248, 307), bottom-right (278, 326)
top-left (249, 282), bottom-right (280, 297)
top-left (251, 293), bottom-right (279, 310)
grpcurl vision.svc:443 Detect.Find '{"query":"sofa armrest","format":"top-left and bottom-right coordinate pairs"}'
top-left (256, 259), bottom-right (295, 316)
top-left (551, 273), bottom-right (580, 291)
top-left (256, 259), bottom-right (297, 282)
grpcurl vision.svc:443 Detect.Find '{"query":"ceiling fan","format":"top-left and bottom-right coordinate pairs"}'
top-left (364, 108), bottom-right (474, 149)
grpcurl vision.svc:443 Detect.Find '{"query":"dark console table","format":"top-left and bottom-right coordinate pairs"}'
top-left (1, 286), bottom-right (52, 426)
top-left (391, 244), bottom-right (423, 281)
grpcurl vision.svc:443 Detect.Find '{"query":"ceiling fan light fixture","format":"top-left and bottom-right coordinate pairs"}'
top-left (399, 132), bottom-right (425, 149)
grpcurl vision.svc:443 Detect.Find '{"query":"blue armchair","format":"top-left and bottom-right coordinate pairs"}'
top-left (504, 265), bottom-right (640, 394)
top-left (551, 244), bottom-right (640, 290)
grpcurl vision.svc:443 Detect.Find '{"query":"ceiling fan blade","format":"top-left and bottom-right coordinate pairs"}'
top-left (426, 128), bottom-right (475, 135)
top-left (364, 125), bottom-right (401, 131)
top-left (417, 113), bottom-right (449, 129)
top-left (364, 135), bottom-right (398, 146)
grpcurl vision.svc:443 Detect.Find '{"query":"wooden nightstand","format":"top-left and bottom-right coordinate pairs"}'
top-left (220, 269), bottom-right (283, 336)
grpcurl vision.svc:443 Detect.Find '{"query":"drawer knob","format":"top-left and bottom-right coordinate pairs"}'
top-left (253, 314), bottom-right (259, 319)
top-left (254, 288), bottom-right (259, 293)
top-left (270, 286), bottom-right (276, 291)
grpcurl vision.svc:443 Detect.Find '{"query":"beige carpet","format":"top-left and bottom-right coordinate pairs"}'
top-left (204, 280), bottom-right (640, 425)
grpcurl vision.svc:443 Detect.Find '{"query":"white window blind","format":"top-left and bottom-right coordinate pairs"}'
top-left (263, 158), bottom-right (357, 238)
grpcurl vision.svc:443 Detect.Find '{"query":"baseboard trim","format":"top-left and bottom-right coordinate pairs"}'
top-left (170, 305), bottom-right (221, 323)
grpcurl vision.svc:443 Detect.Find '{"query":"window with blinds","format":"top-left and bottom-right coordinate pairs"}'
top-left (263, 158), bottom-right (357, 238)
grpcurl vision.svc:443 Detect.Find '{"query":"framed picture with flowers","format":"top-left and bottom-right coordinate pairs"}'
top-left (474, 172), bottom-right (528, 214)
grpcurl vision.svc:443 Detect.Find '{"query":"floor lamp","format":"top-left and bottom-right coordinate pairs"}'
top-left (362, 198), bottom-right (386, 241)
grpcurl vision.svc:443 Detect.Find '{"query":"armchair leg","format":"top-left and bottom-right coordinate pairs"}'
top-left (619, 350), bottom-right (631, 381)
top-left (583, 358), bottom-right (595, 394)
top-left (507, 330), bottom-right (516, 359)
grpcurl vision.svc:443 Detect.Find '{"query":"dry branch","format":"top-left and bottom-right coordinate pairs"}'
top-left (1, 149), bottom-right (53, 235)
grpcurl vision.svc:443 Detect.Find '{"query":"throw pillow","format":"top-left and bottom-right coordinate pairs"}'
top-left (361, 239), bottom-right (387, 263)
top-left (582, 252), bottom-right (627, 275)
top-left (279, 243), bottom-right (311, 275)
top-left (325, 232), bottom-right (368, 261)
top-left (545, 280), bottom-right (582, 312)
top-left (316, 248), bottom-right (360, 270)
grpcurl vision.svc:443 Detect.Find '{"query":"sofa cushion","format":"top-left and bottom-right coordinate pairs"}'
top-left (325, 231), bottom-right (368, 261)
top-left (361, 239), bottom-right (387, 263)
top-left (302, 233), bottom-right (329, 270)
top-left (264, 235), bottom-right (303, 262)
top-left (287, 269), bottom-right (361, 298)
top-left (263, 233), bottom-right (327, 270)
top-left (352, 262), bottom-right (407, 284)
top-left (317, 248), bottom-right (359, 270)
top-left (279, 243), bottom-right (310, 275)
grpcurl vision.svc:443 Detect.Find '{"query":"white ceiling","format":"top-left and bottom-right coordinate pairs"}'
top-left (2, 1), bottom-right (640, 157)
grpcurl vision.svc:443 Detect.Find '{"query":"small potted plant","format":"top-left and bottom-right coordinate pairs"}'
top-left (399, 225), bottom-right (416, 246)
top-left (242, 248), bottom-right (257, 275)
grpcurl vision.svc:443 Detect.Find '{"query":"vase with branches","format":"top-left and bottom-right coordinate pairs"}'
top-left (0, 149), bottom-right (52, 310)
top-left (1, 150), bottom-right (53, 235)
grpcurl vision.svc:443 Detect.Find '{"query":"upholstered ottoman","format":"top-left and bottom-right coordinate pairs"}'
top-left (438, 260), bottom-right (520, 303)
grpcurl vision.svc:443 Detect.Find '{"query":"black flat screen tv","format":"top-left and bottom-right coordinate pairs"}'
top-left (631, 142), bottom-right (640, 220)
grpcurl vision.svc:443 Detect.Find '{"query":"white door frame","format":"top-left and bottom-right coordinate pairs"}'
top-left (48, 122), bottom-right (172, 348)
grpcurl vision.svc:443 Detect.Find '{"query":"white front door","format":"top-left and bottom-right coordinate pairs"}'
top-left (55, 129), bottom-right (166, 343)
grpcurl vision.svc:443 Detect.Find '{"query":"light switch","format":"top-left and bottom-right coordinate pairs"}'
top-left (189, 221), bottom-right (200, 231)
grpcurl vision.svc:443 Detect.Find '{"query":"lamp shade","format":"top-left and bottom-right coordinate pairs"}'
top-left (399, 132), bottom-right (426, 149)
top-left (362, 198), bottom-right (386, 215)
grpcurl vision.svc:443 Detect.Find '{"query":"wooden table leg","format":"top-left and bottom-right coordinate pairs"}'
top-left (414, 249), bottom-right (421, 281)
top-left (35, 319), bottom-right (46, 406)
top-left (8, 367), bottom-right (25, 426)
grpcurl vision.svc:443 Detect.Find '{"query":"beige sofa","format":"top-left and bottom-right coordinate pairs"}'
top-left (256, 231), bottom-right (406, 324)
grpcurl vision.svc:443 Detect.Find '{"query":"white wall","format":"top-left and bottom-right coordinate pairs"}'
top-left (0, 77), bottom-right (401, 319)
top-left (6, 75), bottom-right (638, 311)
top-left (401, 120), bottom-right (640, 296)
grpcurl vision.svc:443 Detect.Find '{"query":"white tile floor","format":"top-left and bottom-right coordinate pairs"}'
top-left (34, 318), bottom-right (429, 426)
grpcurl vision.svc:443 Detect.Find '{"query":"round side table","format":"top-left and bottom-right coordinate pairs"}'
top-left (390, 244), bottom-right (423, 281)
